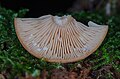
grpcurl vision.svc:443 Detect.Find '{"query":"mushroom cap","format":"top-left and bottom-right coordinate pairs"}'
top-left (14, 15), bottom-right (108, 63)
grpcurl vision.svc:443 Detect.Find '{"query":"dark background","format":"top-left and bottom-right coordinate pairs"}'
top-left (0, 0), bottom-right (75, 17)
top-left (0, 0), bottom-right (120, 17)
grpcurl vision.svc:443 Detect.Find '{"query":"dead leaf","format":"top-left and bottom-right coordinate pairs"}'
top-left (78, 68), bottom-right (92, 79)
top-left (68, 71), bottom-right (77, 79)
top-left (50, 69), bottom-right (69, 79)
top-left (0, 74), bottom-right (5, 79)
top-left (41, 69), bottom-right (48, 79)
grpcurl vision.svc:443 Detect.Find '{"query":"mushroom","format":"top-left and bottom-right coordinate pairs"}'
top-left (14, 15), bottom-right (108, 63)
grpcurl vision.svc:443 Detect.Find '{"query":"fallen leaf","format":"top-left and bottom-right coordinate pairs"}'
top-left (0, 74), bottom-right (5, 79)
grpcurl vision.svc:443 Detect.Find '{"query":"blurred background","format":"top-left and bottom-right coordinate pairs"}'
top-left (0, 0), bottom-right (120, 17)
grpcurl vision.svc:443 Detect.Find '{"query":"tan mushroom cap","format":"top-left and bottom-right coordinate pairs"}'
top-left (14, 15), bottom-right (108, 63)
